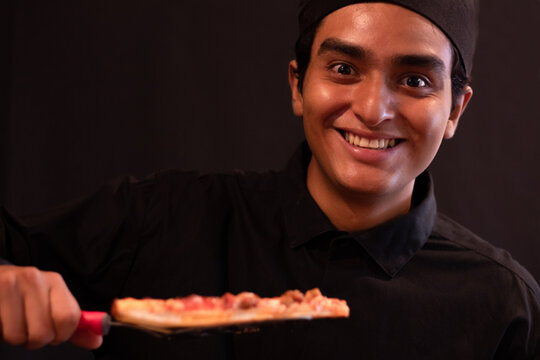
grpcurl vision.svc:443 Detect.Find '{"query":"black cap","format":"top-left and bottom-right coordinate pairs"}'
top-left (298, 0), bottom-right (479, 76)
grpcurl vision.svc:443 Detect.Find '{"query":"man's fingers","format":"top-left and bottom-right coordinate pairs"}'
top-left (47, 271), bottom-right (81, 344)
top-left (20, 267), bottom-right (56, 349)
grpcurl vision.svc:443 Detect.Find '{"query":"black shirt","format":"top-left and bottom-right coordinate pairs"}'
top-left (1, 143), bottom-right (539, 359)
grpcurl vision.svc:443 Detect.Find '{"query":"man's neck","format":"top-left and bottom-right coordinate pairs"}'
top-left (306, 161), bottom-right (414, 233)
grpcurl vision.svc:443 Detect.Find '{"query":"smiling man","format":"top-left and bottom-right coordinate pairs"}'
top-left (0, 0), bottom-right (539, 359)
top-left (290, 2), bottom-right (472, 232)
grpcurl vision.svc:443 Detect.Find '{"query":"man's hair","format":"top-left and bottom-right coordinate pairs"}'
top-left (294, 21), bottom-right (470, 110)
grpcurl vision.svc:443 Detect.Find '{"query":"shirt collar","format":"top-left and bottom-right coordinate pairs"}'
top-left (279, 142), bottom-right (437, 277)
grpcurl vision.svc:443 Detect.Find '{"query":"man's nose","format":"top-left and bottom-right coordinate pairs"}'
top-left (350, 75), bottom-right (396, 126)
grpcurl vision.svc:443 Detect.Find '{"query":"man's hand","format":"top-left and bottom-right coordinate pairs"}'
top-left (0, 265), bottom-right (102, 349)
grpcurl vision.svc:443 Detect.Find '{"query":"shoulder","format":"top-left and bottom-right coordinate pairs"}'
top-left (145, 168), bottom-right (282, 208)
top-left (432, 213), bottom-right (540, 300)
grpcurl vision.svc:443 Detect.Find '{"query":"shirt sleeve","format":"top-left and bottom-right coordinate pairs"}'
top-left (493, 277), bottom-right (540, 359)
top-left (0, 175), bottom-right (152, 309)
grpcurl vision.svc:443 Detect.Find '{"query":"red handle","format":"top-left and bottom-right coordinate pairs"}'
top-left (77, 311), bottom-right (111, 336)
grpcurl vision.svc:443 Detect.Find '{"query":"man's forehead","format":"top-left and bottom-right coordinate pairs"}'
top-left (313, 4), bottom-right (450, 48)
top-left (311, 6), bottom-right (453, 70)
top-left (298, 0), bottom-right (479, 76)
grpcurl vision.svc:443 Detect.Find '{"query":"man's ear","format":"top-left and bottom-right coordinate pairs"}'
top-left (288, 60), bottom-right (304, 117)
top-left (444, 86), bottom-right (473, 139)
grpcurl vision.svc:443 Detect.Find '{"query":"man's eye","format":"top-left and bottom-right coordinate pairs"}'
top-left (404, 76), bottom-right (428, 88)
top-left (331, 64), bottom-right (354, 76)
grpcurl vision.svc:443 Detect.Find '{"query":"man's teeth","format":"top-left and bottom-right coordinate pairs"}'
top-left (344, 132), bottom-right (397, 150)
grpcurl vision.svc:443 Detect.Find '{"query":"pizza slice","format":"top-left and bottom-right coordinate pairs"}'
top-left (110, 288), bottom-right (349, 329)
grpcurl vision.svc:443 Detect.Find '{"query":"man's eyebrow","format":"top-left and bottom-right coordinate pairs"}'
top-left (317, 38), bottom-right (371, 59)
top-left (391, 54), bottom-right (447, 74)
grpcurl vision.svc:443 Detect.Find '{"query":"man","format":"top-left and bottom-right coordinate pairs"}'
top-left (1, 0), bottom-right (539, 359)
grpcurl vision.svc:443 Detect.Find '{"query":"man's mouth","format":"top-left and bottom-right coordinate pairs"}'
top-left (339, 130), bottom-right (400, 150)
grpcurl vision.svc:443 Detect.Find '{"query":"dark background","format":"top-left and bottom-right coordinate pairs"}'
top-left (2, 0), bottom-right (539, 358)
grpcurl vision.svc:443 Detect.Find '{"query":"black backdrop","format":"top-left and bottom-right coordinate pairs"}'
top-left (2, 0), bottom-right (539, 358)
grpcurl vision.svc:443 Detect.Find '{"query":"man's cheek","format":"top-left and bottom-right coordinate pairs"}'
top-left (305, 86), bottom-right (350, 122)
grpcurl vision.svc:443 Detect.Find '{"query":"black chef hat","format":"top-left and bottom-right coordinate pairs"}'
top-left (298, 0), bottom-right (479, 76)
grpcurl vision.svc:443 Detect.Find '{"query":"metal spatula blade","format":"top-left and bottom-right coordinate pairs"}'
top-left (77, 311), bottom-right (311, 338)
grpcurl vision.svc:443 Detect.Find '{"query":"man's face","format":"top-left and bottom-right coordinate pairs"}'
top-left (289, 3), bottom-right (472, 202)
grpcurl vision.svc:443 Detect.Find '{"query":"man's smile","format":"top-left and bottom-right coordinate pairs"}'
top-left (338, 130), bottom-right (401, 150)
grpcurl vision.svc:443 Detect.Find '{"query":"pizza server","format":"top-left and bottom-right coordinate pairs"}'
top-left (77, 310), bottom-right (312, 337)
